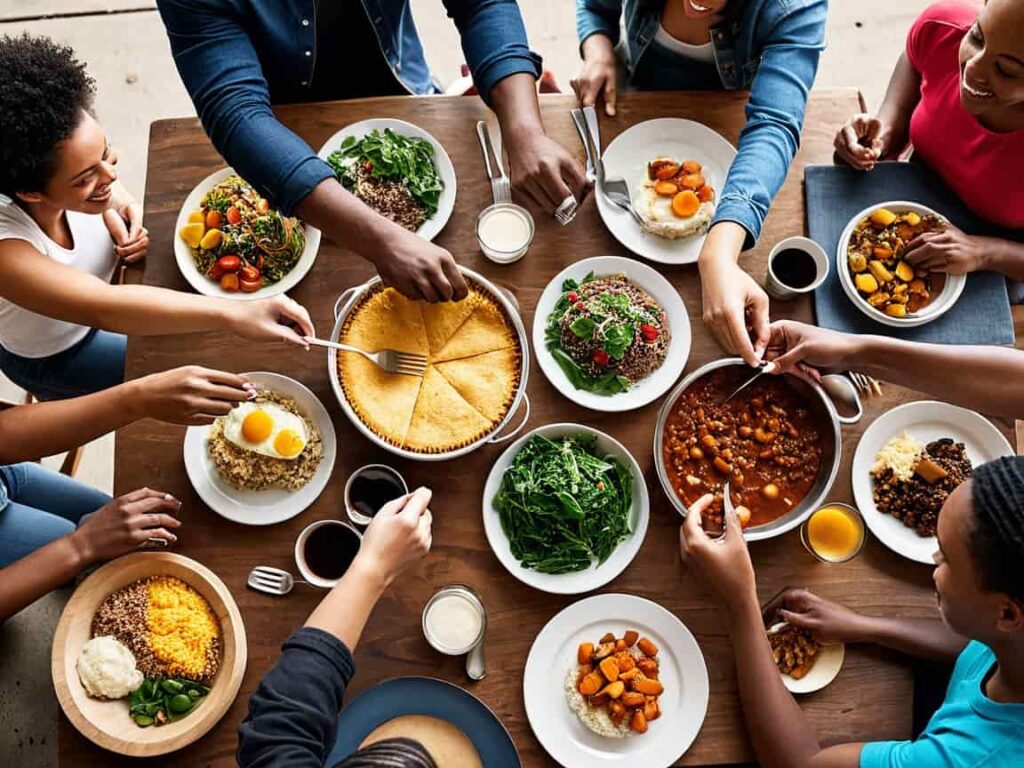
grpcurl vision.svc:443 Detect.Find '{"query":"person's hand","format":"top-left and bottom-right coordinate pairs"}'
top-left (834, 113), bottom-right (890, 171)
top-left (571, 34), bottom-right (618, 117)
top-left (129, 365), bottom-right (254, 425)
top-left (678, 493), bottom-right (757, 615)
top-left (229, 294), bottom-right (315, 347)
top-left (371, 227), bottom-right (468, 303)
top-left (761, 587), bottom-right (872, 644)
top-left (70, 488), bottom-right (182, 564)
top-left (354, 487), bottom-right (433, 587)
top-left (700, 252), bottom-right (770, 366)
top-left (102, 202), bottom-right (149, 263)
top-left (505, 128), bottom-right (589, 214)
top-left (903, 225), bottom-right (987, 275)
top-left (763, 320), bottom-right (861, 378)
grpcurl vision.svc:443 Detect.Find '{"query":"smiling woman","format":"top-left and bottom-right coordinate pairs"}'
top-left (0, 34), bottom-right (315, 401)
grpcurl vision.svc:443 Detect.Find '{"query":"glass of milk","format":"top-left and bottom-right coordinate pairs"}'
top-left (422, 585), bottom-right (487, 680)
top-left (476, 203), bottom-right (534, 264)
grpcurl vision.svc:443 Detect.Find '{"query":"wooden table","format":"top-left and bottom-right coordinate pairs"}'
top-left (59, 91), bottom-right (1017, 766)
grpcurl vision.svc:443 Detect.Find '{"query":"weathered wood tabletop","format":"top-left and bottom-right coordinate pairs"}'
top-left (59, 90), bottom-right (1018, 767)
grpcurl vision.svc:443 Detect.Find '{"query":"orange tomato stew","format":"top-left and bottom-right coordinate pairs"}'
top-left (661, 368), bottom-right (824, 532)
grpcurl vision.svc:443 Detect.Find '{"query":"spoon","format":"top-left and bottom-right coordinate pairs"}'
top-left (247, 566), bottom-right (312, 596)
top-left (820, 373), bottom-right (864, 423)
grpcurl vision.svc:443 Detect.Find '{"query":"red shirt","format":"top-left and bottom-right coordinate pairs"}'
top-left (906, 1), bottom-right (1024, 230)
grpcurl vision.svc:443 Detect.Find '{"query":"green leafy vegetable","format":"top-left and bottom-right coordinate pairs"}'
top-left (602, 323), bottom-right (635, 361)
top-left (326, 128), bottom-right (443, 215)
top-left (129, 676), bottom-right (210, 727)
top-left (493, 434), bottom-right (633, 573)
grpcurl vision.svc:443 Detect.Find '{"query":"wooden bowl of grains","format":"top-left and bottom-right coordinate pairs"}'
top-left (52, 552), bottom-right (247, 756)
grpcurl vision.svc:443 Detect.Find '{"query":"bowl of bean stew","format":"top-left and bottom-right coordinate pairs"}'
top-left (655, 359), bottom-right (857, 541)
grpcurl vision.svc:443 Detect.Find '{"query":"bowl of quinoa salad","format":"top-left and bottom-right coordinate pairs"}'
top-left (851, 400), bottom-right (1013, 564)
top-left (52, 553), bottom-right (247, 756)
top-left (533, 256), bottom-right (690, 412)
top-left (317, 118), bottom-right (457, 242)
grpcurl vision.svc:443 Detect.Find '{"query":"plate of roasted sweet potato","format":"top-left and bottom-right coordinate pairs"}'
top-left (837, 201), bottom-right (965, 328)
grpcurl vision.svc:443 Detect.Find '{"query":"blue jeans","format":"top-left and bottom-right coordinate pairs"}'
top-left (0, 329), bottom-right (126, 401)
top-left (0, 463), bottom-right (111, 567)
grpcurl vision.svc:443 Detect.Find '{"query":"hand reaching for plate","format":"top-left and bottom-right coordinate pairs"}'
top-left (229, 294), bottom-right (315, 347)
top-left (762, 321), bottom-right (861, 378)
top-left (70, 488), bottom-right (182, 563)
top-left (128, 365), bottom-right (254, 425)
top-left (761, 587), bottom-right (871, 644)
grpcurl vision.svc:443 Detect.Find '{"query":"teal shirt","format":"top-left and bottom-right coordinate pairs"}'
top-left (861, 642), bottom-right (1024, 768)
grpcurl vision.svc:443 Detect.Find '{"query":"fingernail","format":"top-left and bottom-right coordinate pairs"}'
top-left (247, 390), bottom-right (258, 400)
top-left (763, 361), bottom-right (777, 374)
top-left (164, 493), bottom-right (176, 502)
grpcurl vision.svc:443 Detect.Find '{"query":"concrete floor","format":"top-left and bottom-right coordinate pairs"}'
top-left (0, 1), bottom-right (925, 765)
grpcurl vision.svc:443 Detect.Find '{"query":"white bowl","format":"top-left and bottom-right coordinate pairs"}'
top-left (482, 423), bottom-right (649, 594)
top-left (173, 168), bottom-right (321, 301)
top-left (836, 201), bottom-right (965, 328)
top-left (532, 256), bottom-right (691, 412)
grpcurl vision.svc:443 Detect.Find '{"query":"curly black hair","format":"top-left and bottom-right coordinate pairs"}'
top-left (0, 34), bottom-right (95, 198)
top-left (970, 457), bottom-right (1024, 604)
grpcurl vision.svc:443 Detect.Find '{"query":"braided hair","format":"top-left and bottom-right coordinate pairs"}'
top-left (969, 456), bottom-right (1024, 603)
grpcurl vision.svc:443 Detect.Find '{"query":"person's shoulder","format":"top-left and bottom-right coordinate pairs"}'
top-left (758, 0), bottom-right (827, 17)
top-left (954, 640), bottom-right (995, 676)
top-left (908, 1), bottom-right (979, 68)
top-left (745, 0), bottom-right (827, 35)
top-left (915, 1), bottom-right (980, 31)
top-left (0, 202), bottom-right (44, 245)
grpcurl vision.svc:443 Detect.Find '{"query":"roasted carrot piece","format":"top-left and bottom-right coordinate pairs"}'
top-left (630, 709), bottom-right (649, 733)
top-left (578, 672), bottom-right (604, 696)
top-left (619, 667), bottom-right (641, 681)
top-left (697, 184), bottom-right (714, 202)
top-left (680, 173), bottom-right (705, 190)
top-left (654, 180), bottom-right (679, 197)
top-left (636, 657), bottom-right (659, 677)
top-left (632, 677), bottom-right (664, 696)
top-left (608, 700), bottom-right (627, 724)
top-left (643, 697), bottom-right (661, 721)
top-left (637, 637), bottom-right (659, 657)
top-left (622, 630), bottom-right (639, 647)
top-left (653, 162), bottom-right (680, 180)
top-left (614, 652), bottom-right (635, 672)
top-left (671, 190), bottom-right (700, 218)
top-left (577, 642), bottom-right (594, 665)
top-left (598, 680), bottom-right (625, 699)
top-left (682, 159), bottom-right (702, 174)
top-left (599, 657), bottom-right (620, 682)
top-left (621, 691), bottom-right (646, 708)
top-left (599, 632), bottom-right (615, 644)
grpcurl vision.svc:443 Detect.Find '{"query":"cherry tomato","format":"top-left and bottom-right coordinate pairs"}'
top-left (220, 273), bottom-right (240, 292)
top-left (216, 255), bottom-right (241, 273)
top-left (592, 349), bottom-right (610, 366)
top-left (205, 210), bottom-right (223, 229)
top-left (239, 265), bottom-right (261, 281)
top-left (640, 323), bottom-right (658, 342)
top-left (567, 291), bottom-right (579, 302)
top-left (239, 276), bottom-right (264, 293)
top-left (209, 263), bottom-right (225, 280)
top-left (575, 301), bottom-right (586, 311)
top-left (256, 198), bottom-right (270, 214)
top-left (226, 206), bottom-right (241, 226)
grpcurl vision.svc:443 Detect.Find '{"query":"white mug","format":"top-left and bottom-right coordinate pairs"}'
top-left (764, 236), bottom-right (830, 301)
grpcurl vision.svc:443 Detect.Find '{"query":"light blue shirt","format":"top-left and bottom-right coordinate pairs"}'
top-left (861, 642), bottom-right (1024, 768)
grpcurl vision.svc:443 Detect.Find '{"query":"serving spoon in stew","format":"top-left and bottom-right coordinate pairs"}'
top-left (722, 362), bottom-right (774, 404)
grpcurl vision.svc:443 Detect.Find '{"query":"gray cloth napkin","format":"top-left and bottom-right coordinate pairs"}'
top-left (805, 162), bottom-right (1014, 345)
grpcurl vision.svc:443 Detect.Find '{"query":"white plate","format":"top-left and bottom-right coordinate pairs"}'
top-left (523, 594), bottom-right (708, 768)
top-left (836, 201), bottom-right (966, 328)
top-left (595, 119), bottom-right (737, 265)
top-left (317, 118), bottom-right (456, 242)
top-left (851, 401), bottom-right (1012, 564)
top-left (183, 372), bottom-right (337, 526)
top-left (482, 424), bottom-right (649, 594)
top-left (767, 623), bottom-right (845, 694)
top-left (173, 168), bottom-right (321, 301)
top-left (533, 256), bottom-right (691, 412)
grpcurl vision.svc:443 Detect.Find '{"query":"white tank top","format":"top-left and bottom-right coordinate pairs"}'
top-left (0, 201), bottom-right (117, 358)
top-left (654, 25), bottom-right (717, 65)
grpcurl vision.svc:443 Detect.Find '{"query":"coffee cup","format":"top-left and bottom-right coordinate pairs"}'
top-left (294, 519), bottom-right (363, 589)
top-left (765, 236), bottom-right (829, 300)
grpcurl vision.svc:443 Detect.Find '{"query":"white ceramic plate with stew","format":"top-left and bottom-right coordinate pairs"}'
top-left (851, 400), bottom-right (1011, 564)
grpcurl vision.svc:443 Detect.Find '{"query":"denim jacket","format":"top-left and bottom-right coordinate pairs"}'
top-left (156, 0), bottom-right (542, 215)
top-left (577, 0), bottom-right (827, 247)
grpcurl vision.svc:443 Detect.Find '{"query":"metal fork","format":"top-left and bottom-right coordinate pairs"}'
top-left (304, 337), bottom-right (427, 377)
top-left (476, 121), bottom-right (511, 204)
top-left (247, 566), bottom-right (310, 596)
top-left (848, 371), bottom-right (883, 398)
top-left (575, 105), bottom-right (644, 226)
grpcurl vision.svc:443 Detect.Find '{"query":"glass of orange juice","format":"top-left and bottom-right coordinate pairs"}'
top-left (800, 503), bottom-right (866, 563)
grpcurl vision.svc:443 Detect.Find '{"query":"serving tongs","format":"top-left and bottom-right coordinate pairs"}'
top-left (476, 121), bottom-right (511, 204)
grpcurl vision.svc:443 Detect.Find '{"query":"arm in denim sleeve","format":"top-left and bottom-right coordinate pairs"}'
top-left (577, 0), bottom-right (624, 48)
top-left (237, 627), bottom-right (355, 768)
top-left (443, 0), bottom-right (542, 105)
top-left (713, 0), bottom-right (826, 249)
top-left (155, 0), bottom-right (334, 215)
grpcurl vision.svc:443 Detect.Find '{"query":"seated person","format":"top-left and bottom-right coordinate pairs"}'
top-left (0, 34), bottom-right (314, 400)
top-left (0, 365), bottom-right (252, 622)
top-left (237, 488), bottom-right (434, 767)
top-left (835, 0), bottom-right (1024, 292)
top-left (156, 0), bottom-right (587, 303)
top-left (762, 320), bottom-right (1024, 419)
top-left (679, 455), bottom-right (1024, 767)
top-left (573, 0), bottom-right (827, 364)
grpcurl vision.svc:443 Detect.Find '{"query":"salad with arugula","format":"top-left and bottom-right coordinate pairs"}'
top-left (544, 272), bottom-right (670, 395)
top-left (326, 128), bottom-right (443, 231)
top-left (493, 433), bottom-right (633, 574)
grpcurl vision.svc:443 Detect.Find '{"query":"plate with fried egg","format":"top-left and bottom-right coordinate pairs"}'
top-left (183, 372), bottom-right (337, 525)
top-left (595, 118), bottom-right (736, 265)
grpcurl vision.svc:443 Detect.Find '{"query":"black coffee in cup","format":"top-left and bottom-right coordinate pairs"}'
top-left (302, 522), bottom-right (361, 582)
top-left (772, 248), bottom-right (818, 289)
